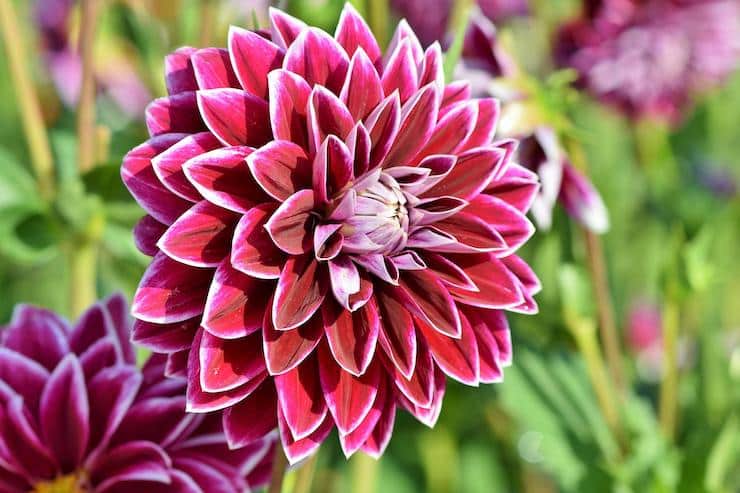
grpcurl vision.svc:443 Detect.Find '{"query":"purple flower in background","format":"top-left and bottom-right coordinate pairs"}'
top-left (122, 5), bottom-right (541, 463)
top-left (556, 0), bottom-right (740, 122)
top-left (34, 0), bottom-right (151, 118)
top-left (0, 295), bottom-right (274, 493)
top-left (390, 0), bottom-right (529, 46)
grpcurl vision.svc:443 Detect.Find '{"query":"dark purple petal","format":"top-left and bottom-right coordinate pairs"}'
top-left (0, 347), bottom-right (49, 411)
top-left (222, 381), bottom-right (277, 448)
top-left (165, 47), bottom-right (198, 95)
top-left (2, 305), bottom-right (69, 371)
top-left (322, 299), bottom-right (379, 376)
top-left (264, 306), bottom-right (322, 375)
top-left (376, 286), bottom-right (417, 379)
top-left (197, 89), bottom-right (271, 147)
top-left (134, 215), bottom-right (167, 256)
top-left (274, 355), bottom-right (327, 440)
top-left (199, 331), bottom-right (265, 392)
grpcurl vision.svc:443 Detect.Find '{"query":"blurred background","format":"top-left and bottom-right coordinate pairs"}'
top-left (0, 0), bottom-right (739, 491)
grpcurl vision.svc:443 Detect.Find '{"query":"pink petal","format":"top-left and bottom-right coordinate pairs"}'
top-left (2, 396), bottom-right (57, 479)
top-left (347, 123), bottom-right (371, 176)
top-left (132, 252), bottom-right (211, 324)
top-left (134, 215), bottom-right (167, 256)
top-left (228, 26), bottom-right (284, 98)
top-left (434, 212), bottom-right (507, 253)
top-left (399, 270), bottom-right (461, 338)
top-left (421, 253), bottom-right (478, 292)
top-left (392, 339), bottom-right (434, 408)
top-left (335, 3), bottom-right (382, 64)
top-left (338, 379), bottom-right (387, 458)
top-left (447, 253), bottom-right (524, 309)
top-left (314, 223), bottom-right (343, 261)
top-left (121, 133), bottom-right (191, 224)
top-left (464, 307), bottom-right (506, 383)
top-left (264, 189), bottom-right (316, 255)
top-left (247, 140), bottom-right (311, 202)
top-left (165, 47), bottom-right (198, 95)
top-left (460, 98), bottom-right (500, 151)
top-left (318, 344), bottom-right (380, 434)
top-left (417, 314), bottom-right (480, 386)
top-left (466, 194), bottom-right (535, 256)
top-left (40, 355), bottom-right (89, 471)
top-left (484, 163), bottom-right (539, 213)
top-left (131, 318), bottom-right (198, 353)
top-left (284, 28), bottom-right (349, 94)
top-left (414, 101), bottom-right (477, 162)
top-left (197, 88), bottom-right (271, 147)
top-left (231, 203), bottom-right (285, 279)
top-left (184, 146), bottom-right (268, 213)
top-left (322, 299), bottom-right (380, 376)
top-left (559, 162), bottom-right (610, 234)
top-left (341, 49), bottom-right (383, 121)
top-left (307, 86), bottom-right (354, 154)
top-left (263, 307), bottom-right (323, 375)
top-left (191, 48), bottom-right (240, 89)
top-left (313, 135), bottom-right (353, 203)
top-left (364, 93), bottom-right (401, 168)
top-left (376, 286), bottom-right (417, 379)
top-left (383, 84), bottom-right (440, 167)
top-left (269, 7), bottom-right (308, 49)
top-left (419, 43), bottom-right (444, 87)
top-left (145, 92), bottom-right (205, 136)
top-left (381, 39), bottom-right (419, 103)
top-left (278, 408), bottom-right (333, 465)
top-left (199, 330), bottom-right (266, 392)
top-left (274, 356), bottom-right (328, 440)
top-left (328, 255), bottom-right (361, 309)
top-left (272, 255), bottom-right (327, 330)
top-left (359, 385), bottom-right (396, 459)
top-left (441, 81), bottom-right (471, 115)
top-left (222, 381), bottom-right (278, 448)
top-left (158, 201), bottom-right (237, 267)
top-left (203, 260), bottom-right (271, 339)
top-left (268, 69), bottom-right (311, 149)
top-left (422, 146), bottom-right (505, 201)
top-left (152, 131), bottom-right (222, 201)
top-left (0, 347), bottom-right (49, 413)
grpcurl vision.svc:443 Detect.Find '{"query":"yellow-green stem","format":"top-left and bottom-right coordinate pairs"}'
top-left (351, 453), bottom-right (379, 493)
top-left (583, 229), bottom-right (626, 394)
top-left (368, 0), bottom-right (390, 48)
top-left (199, 0), bottom-right (216, 47)
top-left (0, 0), bottom-right (55, 200)
top-left (291, 451), bottom-right (319, 493)
top-left (443, 0), bottom-right (474, 81)
top-left (268, 446), bottom-right (289, 493)
top-left (77, 0), bottom-right (100, 174)
top-left (69, 241), bottom-right (98, 318)
top-left (658, 299), bottom-right (680, 440)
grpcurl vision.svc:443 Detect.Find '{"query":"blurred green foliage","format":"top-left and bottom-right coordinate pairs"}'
top-left (0, 0), bottom-right (738, 491)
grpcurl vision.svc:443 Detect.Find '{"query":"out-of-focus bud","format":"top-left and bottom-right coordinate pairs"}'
top-left (558, 161), bottom-right (610, 234)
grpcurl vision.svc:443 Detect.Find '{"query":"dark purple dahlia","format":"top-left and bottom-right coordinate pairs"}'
top-left (556, 0), bottom-right (740, 122)
top-left (0, 296), bottom-right (274, 493)
top-left (122, 5), bottom-right (541, 463)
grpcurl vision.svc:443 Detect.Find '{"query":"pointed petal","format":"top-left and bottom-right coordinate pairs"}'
top-left (433, 212), bottom-right (507, 253)
top-left (414, 101), bottom-right (477, 162)
top-left (131, 318), bottom-right (199, 353)
top-left (341, 49), bottom-right (383, 121)
top-left (247, 140), bottom-right (311, 202)
top-left (364, 93), bottom-right (401, 168)
top-left (559, 162), bottom-right (610, 234)
top-left (40, 355), bottom-right (89, 471)
top-left (376, 286), bottom-right (417, 379)
top-left (87, 366), bottom-right (142, 455)
top-left (191, 48), bottom-right (240, 89)
top-left (203, 260), bottom-right (271, 339)
top-left (231, 203), bottom-right (285, 279)
top-left (278, 408), bottom-right (332, 465)
top-left (134, 215), bottom-right (167, 256)
top-left (328, 256), bottom-right (361, 309)
top-left (197, 88), bottom-right (271, 147)
top-left (146, 92), bottom-right (205, 136)
top-left (152, 131), bottom-right (222, 201)
top-left (272, 255), bottom-right (327, 331)
top-left (223, 381), bottom-right (278, 448)
top-left (268, 69), bottom-right (311, 148)
top-left (400, 270), bottom-right (461, 338)
top-left (359, 386), bottom-right (396, 459)
top-left (447, 253), bottom-right (523, 309)
top-left (323, 299), bottom-right (380, 376)
top-left (339, 379), bottom-right (387, 458)
top-left (467, 194), bottom-right (535, 256)
top-left (421, 253), bottom-right (478, 292)
top-left (460, 98), bottom-right (499, 150)
top-left (313, 135), bottom-right (353, 203)
top-left (199, 330), bottom-right (266, 392)
top-left (264, 189), bottom-right (316, 255)
top-left (318, 344), bottom-right (380, 434)
top-left (2, 305), bottom-right (69, 371)
top-left (417, 314), bottom-right (480, 386)
top-left (422, 146), bottom-right (505, 200)
top-left (381, 39), bottom-right (419, 103)
top-left (284, 28), bottom-right (349, 93)
top-left (0, 347), bottom-right (49, 411)
top-left (228, 26), bottom-right (284, 98)
top-left (269, 7), bottom-right (307, 49)
top-left (307, 86), bottom-right (354, 154)
top-left (383, 84), bottom-right (440, 166)
top-left (335, 4), bottom-right (382, 64)
top-left (158, 201), bottom-right (237, 267)
top-left (419, 43), bottom-right (444, 87)
top-left (263, 306), bottom-right (323, 375)
top-left (274, 356), bottom-right (327, 440)
top-left (484, 163), bottom-right (539, 213)
top-left (132, 252), bottom-right (211, 324)
top-left (165, 47), bottom-right (198, 95)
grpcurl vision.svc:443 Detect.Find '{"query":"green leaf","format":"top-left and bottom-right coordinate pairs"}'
top-left (705, 415), bottom-right (739, 492)
top-left (0, 147), bottom-right (42, 210)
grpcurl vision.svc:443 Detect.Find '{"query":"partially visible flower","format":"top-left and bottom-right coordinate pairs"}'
top-left (0, 295), bottom-right (274, 492)
top-left (390, 0), bottom-right (529, 46)
top-left (556, 0), bottom-right (740, 122)
top-left (34, 0), bottom-right (151, 119)
top-left (456, 16), bottom-right (609, 233)
top-left (626, 298), bottom-right (663, 381)
top-left (122, 5), bottom-right (540, 464)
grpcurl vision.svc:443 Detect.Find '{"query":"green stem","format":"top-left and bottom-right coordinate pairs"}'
top-left (658, 298), bottom-right (680, 441)
top-left (351, 453), bottom-right (379, 493)
top-left (69, 213), bottom-right (104, 318)
top-left (77, 0), bottom-right (100, 174)
top-left (368, 0), bottom-right (390, 48)
top-left (443, 0), bottom-right (474, 81)
top-left (0, 0), bottom-right (55, 200)
top-left (291, 451), bottom-right (319, 493)
top-left (199, 0), bottom-right (216, 47)
top-left (268, 446), bottom-right (289, 493)
top-left (583, 229), bottom-right (626, 394)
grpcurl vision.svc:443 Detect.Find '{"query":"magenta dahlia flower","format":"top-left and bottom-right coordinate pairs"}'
top-left (0, 295), bottom-right (274, 492)
top-left (556, 0), bottom-right (740, 122)
top-left (122, 5), bottom-right (540, 463)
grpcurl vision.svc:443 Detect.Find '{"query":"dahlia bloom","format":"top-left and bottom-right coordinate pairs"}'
top-left (0, 295), bottom-right (274, 492)
top-left (390, 0), bottom-right (529, 46)
top-left (122, 5), bottom-right (540, 463)
top-left (556, 0), bottom-right (740, 122)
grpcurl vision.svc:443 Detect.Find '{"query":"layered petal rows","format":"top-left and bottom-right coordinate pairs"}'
top-left (122, 5), bottom-right (541, 463)
top-left (0, 295), bottom-right (274, 493)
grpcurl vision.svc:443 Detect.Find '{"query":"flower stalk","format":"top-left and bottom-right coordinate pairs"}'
top-left (268, 446), bottom-right (289, 493)
top-left (0, 0), bottom-right (55, 200)
top-left (368, 0), bottom-right (390, 47)
top-left (351, 453), bottom-right (379, 493)
top-left (291, 452), bottom-right (320, 493)
top-left (77, 0), bottom-right (100, 174)
top-left (443, 0), bottom-right (474, 81)
top-left (658, 297), bottom-right (680, 440)
top-left (69, 212), bottom-right (104, 318)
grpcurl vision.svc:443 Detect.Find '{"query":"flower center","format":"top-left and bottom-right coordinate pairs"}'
top-left (341, 172), bottom-right (410, 256)
top-left (31, 474), bottom-right (86, 493)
